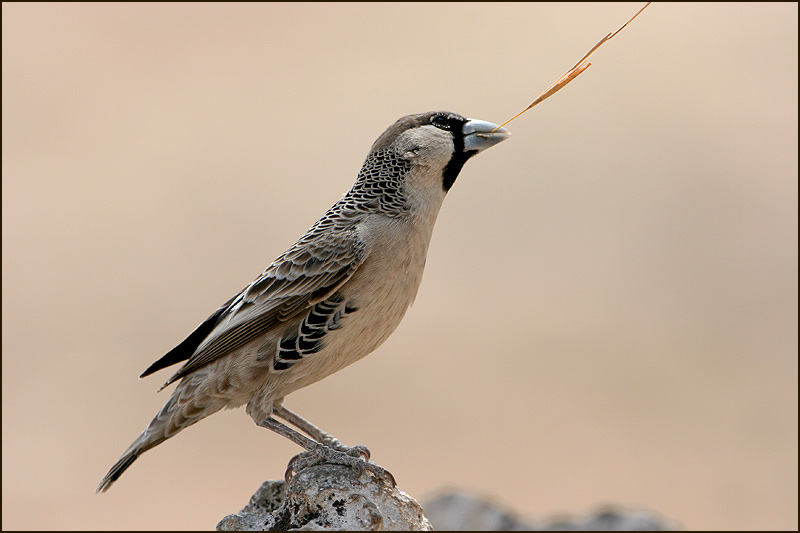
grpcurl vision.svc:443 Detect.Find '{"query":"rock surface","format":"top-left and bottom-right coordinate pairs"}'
top-left (422, 490), bottom-right (679, 531)
top-left (217, 464), bottom-right (432, 531)
top-left (218, 468), bottom-right (678, 531)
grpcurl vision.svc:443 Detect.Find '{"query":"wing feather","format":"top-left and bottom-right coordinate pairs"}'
top-left (144, 225), bottom-right (368, 388)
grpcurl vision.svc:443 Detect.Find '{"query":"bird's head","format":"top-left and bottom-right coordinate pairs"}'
top-left (369, 111), bottom-right (510, 193)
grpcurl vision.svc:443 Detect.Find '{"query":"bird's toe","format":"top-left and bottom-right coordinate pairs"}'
top-left (283, 444), bottom-right (393, 487)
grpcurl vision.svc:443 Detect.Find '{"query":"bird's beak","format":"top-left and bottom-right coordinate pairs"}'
top-left (462, 119), bottom-right (510, 153)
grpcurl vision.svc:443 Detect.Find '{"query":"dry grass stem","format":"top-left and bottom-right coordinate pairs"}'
top-left (491, 2), bottom-right (650, 132)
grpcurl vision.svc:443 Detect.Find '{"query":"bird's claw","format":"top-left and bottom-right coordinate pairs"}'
top-left (284, 452), bottom-right (303, 484)
top-left (283, 443), bottom-right (394, 487)
top-left (351, 444), bottom-right (371, 461)
top-left (319, 438), bottom-right (371, 461)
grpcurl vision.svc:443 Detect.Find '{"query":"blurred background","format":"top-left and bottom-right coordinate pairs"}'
top-left (2, 2), bottom-right (797, 530)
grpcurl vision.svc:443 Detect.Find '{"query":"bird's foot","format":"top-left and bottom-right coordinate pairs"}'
top-left (284, 443), bottom-right (395, 487)
top-left (319, 437), bottom-right (371, 460)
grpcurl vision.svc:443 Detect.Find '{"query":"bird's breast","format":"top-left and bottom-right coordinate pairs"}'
top-left (269, 212), bottom-right (438, 397)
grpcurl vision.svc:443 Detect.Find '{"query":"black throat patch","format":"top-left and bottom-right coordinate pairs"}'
top-left (436, 113), bottom-right (475, 192)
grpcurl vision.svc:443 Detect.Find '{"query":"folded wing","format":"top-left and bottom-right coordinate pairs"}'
top-left (140, 225), bottom-right (368, 389)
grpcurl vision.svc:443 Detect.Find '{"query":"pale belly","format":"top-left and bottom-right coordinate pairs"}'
top-left (266, 249), bottom-right (426, 401)
top-left (234, 209), bottom-right (442, 422)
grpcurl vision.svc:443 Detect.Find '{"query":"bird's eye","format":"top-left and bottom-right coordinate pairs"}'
top-left (430, 114), bottom-right (450, 130)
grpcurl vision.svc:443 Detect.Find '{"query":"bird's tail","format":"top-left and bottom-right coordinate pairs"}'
top-left (96, 381), bottom-right (225, 493)
top-left (96, 443), bottom-right (143, 493)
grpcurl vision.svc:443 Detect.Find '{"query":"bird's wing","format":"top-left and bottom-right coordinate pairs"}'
top-left (140, 224), bottom-right (368, 388)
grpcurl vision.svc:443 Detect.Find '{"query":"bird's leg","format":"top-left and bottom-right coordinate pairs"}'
top-left (258, 413), bottom-right (395, 487)
top-left (257, 416), bottom-right (320, 451)
top-left (272, 404), bottom-right (370, 460)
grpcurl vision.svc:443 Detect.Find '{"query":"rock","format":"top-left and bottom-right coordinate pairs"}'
top-left (422, 490), bottom-right (524, 531)
top-left (422, 490), bottom-right (679, 531)
top-left (217, 464), bottom-right (432, 531)
top-left (218, 468), bottom-right (678, 531)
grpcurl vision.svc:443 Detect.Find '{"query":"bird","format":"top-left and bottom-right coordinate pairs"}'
top-left (97, 110), bottom-right (510, 493)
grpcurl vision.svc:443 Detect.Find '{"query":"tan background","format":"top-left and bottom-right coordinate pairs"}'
top-left (2, 2), bottom-right (797, 530)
